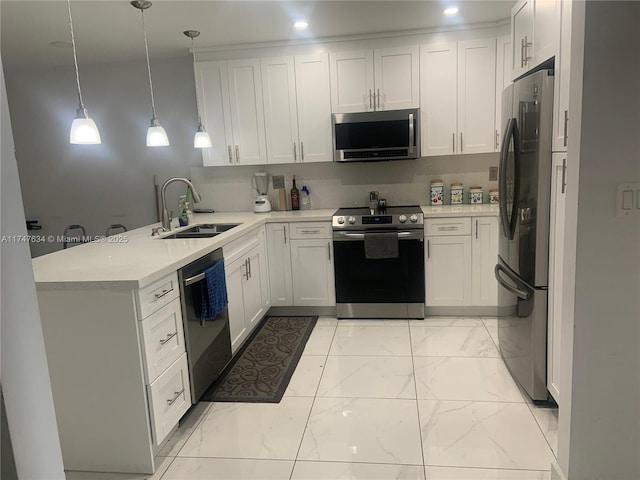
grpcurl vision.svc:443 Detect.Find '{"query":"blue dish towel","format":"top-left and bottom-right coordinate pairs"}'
top-left (201, 260), bottom-right (228, 322)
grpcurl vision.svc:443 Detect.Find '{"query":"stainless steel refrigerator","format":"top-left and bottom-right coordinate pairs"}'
top-left (495, 68), bottom-right (554, 401)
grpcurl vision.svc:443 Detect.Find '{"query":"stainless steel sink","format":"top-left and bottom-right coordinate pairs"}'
top-left (161, 223), bottom-right (240, 239)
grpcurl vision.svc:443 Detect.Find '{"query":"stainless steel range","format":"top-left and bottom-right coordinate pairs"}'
top-left (332, 206), bottom-right (425, 319)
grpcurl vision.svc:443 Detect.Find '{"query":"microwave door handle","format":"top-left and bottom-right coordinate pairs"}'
top-left (408, 113), bottom-right (414, 154)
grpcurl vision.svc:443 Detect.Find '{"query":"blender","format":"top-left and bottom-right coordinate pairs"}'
top-left (252, 171), bottom-right (272, 213)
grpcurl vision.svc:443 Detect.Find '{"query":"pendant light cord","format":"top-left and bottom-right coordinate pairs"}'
top-left (140, 9), bottom-right (157, 119)
top-left (190, 37), bottom-right (202, 124)
top-left (67, 0), bottom-right (84, 108)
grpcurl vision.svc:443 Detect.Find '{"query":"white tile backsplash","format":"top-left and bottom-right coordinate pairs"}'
top-left (190, 153), bottom-right (499, 212)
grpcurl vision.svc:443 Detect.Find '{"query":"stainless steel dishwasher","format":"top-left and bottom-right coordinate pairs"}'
top-left (178, 248), bottom-right (232, 403)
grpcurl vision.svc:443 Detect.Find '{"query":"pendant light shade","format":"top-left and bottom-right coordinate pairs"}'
top-left (132, 1), bottom-right (169, 147)
top-left (67, 0), bottom-right (101, 144)
top-left (184, 30), bottom-right (212, 149)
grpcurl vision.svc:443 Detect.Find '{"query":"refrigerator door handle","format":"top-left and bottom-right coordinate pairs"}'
top-left (499, 118), bottom-right (515, 239)
top-left (494, 263), bottom-right (531, 300)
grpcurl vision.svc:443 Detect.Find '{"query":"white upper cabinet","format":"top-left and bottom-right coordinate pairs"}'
top-left (194, 61), bottom-right (233, 166)
top-left (552, 0), bottom-right (572, 152)
top-left (420, 38), bottom-right (496, 156)
top-left (261, 56), bottom-right (299, 164)
top-left (511, 0), bottom-right (560, 80)
top-left (261, 54), bottom-right (333, 164)
top-left (495, 35), bottom-right (512, 151)
top-left (420, 42), bottom-right (457, 156)
top-left (330, 46), bottom-right (418, 113)
top-left (457, 38), bottom-right (497, 154)
top-left (294, 54), bottom-right (333, 163)
top-left (226, 59), bottom-right (268, 165)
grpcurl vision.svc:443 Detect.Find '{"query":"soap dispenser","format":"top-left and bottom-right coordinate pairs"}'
top-left (301, 185), bottom-right (311, 210)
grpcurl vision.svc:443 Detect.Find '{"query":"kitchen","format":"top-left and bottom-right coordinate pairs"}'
top-left (1, 2), bottom-right (639, 480)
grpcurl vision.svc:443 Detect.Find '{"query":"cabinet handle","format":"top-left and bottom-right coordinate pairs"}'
top-left (475, 219), bottom-right (479, 239)
top-left (327, 242), bottom-right (331, 261)
top-left (452, 133), bottom-right (455, 152)
top-left (235, 145), bottom-right (240, 164)
top-left (293, 142), bottom-right (297, 162)
top-left (520, 38), bottom-right (526, 68)
top-left (247, 257), bottom-right (252, 279)
top-left (561, 158), bottom-right (567, 194)
top-left (563, 110), bottom-right (569, 147)
top-left (437, 225), bottom-right (458, 231)
top-left (377, 88), bottom-right (381, 109)
top-left (495, 130), bottom-right (499, 150)
top-left (167, 388), bottom-right (185, 406)
top-left (460, 132), bottom-right (464, 153)
top-left (301, 229), bottom-right (320, 234)
top-left (523, 36), bottom-right (532, 64)
top-left (301, 141), bottom-right (304, 161)
top-left (283, 225), bottom-right (287, 244)
top-left (159, 331), bottom-right (178, 346)
top-left (369, 89), bottom-right (373, 109)
top-left (243, 259), bottom-right (249, 280)
top-left (227, 145), bottom-right (233, 164)
top-left (427, 239), bottom-right (430, 259)
top-left (154, 288), bottom-right (173, 300)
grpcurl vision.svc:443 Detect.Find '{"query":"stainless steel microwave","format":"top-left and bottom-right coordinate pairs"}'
top-left (332, 108), bottom-right (420, 162)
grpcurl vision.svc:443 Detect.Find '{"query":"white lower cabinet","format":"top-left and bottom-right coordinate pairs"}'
top-left (266, 222), bottom-right (335, 307)
top-left (224, 227), bottom-right (270, 353)
top-left (425, 216), bottom-right (499, 308)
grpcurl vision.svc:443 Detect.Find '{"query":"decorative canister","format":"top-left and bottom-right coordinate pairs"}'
top-left (469, 186), bottom-right (484, 204)
top-left (450, 183), bottom-right (464, 205)
top-left (489, 188), bottom-right (499, 204)
top-left (430, 179), bottom-right (444, 205)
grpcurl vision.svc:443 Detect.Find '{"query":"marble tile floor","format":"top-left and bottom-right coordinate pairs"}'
top-left (67, 316), bottom-right (558, 480)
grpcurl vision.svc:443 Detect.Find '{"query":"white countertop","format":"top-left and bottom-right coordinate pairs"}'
top-left (33, 206), bottom-right (498, 289)
top-left (32, 209), bottom-right (336, 289)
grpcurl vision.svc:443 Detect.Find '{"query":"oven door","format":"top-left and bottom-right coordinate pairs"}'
top-left (333, 230), bottom-right (425, 308)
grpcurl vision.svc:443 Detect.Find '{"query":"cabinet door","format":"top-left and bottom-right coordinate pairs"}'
top-left (227, 59), bottom-right (268, 165)
top-left (552, 0), bottom-right (571, 152)
top-left (425, 235), bottom-right (472, 306)
top-left (373, 46), bottom-right (419, 110)
top-left (261, 56), bottom-right (299, 164)
top-left (495, 35), bottom-right (512, 152)
top-left (457, 38), bottom-right (497, 155)
top-left (295, 53), bottom-right (333, 163)
top-left (457, 38), bottom-right (496, 155)
top-left (547, 153), bottom-right (567, 403)
top-left (194, 61), bottom-right (234, 166)
top-left (471, 217), bottom-right (499, 306)
top-left (226, 256), bottom-right (247, 353)
top-left (511, 0), bottom-right (533, 79)
top-left (290, 239), bottom-right (336, 306)
top-left (419, 43), bottom-right (457, 156)
top-left (533, 0), bottom-right (560, 66)
top-left (265, 223), bottom-right (293, 306)
top-left (329, 50), bottom-right (375, 113)
top-left (243, 246), bottom-right (265, 333)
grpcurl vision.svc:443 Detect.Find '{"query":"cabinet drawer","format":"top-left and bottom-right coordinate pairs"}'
top-left (289, 222), bottom-right (332, 239)
top-left (140, 299), bottom-right (186, 384)
top-left (425, 217), bottom-right (471, 236)
top-left (147, 353), bottom-right (191, 446)
top-left (138, 272), bottom-right (180, 319)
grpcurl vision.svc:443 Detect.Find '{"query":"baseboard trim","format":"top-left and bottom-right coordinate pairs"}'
top-left (267, 306), bottom-right (337, 317)
top-left (425, 306), bottom-right (499, 316)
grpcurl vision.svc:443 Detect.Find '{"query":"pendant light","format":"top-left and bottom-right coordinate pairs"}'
top-left (183, 30), bottom-right (212, 149)
top-left (67, 0), bottom-right (101, 144)
top-left (131, 0), bottom-right (169, 147)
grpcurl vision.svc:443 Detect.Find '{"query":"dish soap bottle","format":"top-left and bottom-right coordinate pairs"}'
top-left (301, 185), bottom-right (311, 210)
top-left (291, 176), bottom-right (300, 211)
top-left (178, 195), bottom-right (189, 226)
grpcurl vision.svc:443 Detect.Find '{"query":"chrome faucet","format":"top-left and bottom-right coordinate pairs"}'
top-left (160, 177), bottom-right (202, 231)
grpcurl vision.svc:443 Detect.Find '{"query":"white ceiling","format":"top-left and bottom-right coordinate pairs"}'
top-left (1, 1), bottom-right (513, 70)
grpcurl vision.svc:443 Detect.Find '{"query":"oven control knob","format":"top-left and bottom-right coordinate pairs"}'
top-left (409, 214), bottom-right (419, 223)
top-left (399, 215), bottom-right (407, 223)
top-left (337, 216), bottom-right (345, 225)
top-left (348, 216), bottom-right (356, 224)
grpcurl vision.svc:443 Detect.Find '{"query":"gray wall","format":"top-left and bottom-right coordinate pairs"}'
top-left (559, 2), bottom-right (640, 478)
top-left (4, 56), bottom-right (201, 256)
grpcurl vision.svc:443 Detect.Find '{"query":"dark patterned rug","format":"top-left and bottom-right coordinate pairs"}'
top-left (201, 316), bottom-right (318, 403)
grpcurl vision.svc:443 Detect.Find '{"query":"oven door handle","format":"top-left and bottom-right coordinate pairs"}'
top-left (332, 231), bottom-right (422, 241)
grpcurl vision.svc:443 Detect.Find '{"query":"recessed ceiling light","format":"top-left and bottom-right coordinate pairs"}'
top-left (294, 20), bottom-right (308, 30)
top-left (50, 41), bottom-right (73, 48)
top-left (444, 7), bottom-right (459, 15)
